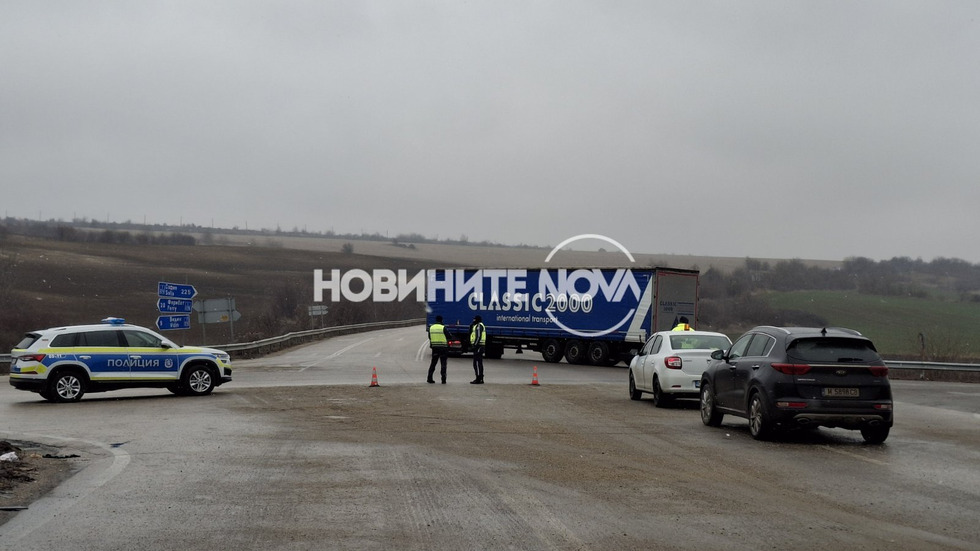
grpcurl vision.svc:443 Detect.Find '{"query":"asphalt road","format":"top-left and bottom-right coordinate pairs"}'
top-left (2, 326), bottom-right (979, 550)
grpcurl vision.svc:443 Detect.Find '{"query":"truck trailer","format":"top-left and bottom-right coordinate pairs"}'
top-left (425, 267), bottom-right (699, 365)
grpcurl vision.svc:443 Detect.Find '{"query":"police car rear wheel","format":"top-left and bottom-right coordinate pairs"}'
top-left (49, 371), bottom-right (85, 402)
top-left (183, 365), bottom-right (216, 396)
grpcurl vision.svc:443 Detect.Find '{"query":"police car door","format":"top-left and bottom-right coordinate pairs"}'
top-left (122, 329), bottom-right (179, 382)
top-left (76, 329), bottom-right (131, 382)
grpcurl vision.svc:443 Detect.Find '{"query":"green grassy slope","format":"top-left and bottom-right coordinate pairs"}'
top-left (765, 290), bottom-right (980, 360)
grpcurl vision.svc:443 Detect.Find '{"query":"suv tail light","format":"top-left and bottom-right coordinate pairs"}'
top-left (771, 363), bottom-right (811, 375)
top-left (17, 353), bottom-right (46, 363)
top-left (664, 356), bottom-right (683, 369)
top-left (869, 365), bottom-right (889, 377)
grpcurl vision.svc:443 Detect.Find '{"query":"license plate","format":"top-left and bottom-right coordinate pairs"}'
top-left (822, 387), bottom-right (859, 398)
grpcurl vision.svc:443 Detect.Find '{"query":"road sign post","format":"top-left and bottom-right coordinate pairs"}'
top-left (157, 298), bottom-right (194, 313)
top-left (157, 282), bottom-right (197, 332)
top-left (158, 282), bottom-right (198, 299)
top-left (193, 297), bottom-right (241, 342)
top-left (308, 304), bottom-right (328, 328)
top-left (156, 314), bottom-right (191, 331)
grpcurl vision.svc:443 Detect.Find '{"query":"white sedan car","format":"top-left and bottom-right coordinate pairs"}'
top-left (629, 330), bottom-right (732, 407)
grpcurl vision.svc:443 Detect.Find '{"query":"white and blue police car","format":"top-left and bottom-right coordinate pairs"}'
top-left (9, 318), bottom-right (232, 402)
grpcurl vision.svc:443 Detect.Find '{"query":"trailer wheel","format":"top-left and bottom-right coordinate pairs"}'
top-left (564, 340), bottom-right (587, 364)
top-left (486, 342), bottom-right (504, 359)
top-left (587, 341), bottom-right (610, 365)
top-left (541, 339), bottom-right (564, 363)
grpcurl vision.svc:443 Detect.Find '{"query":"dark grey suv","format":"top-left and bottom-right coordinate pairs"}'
top-left (699, 326), bottom-right (893, 443)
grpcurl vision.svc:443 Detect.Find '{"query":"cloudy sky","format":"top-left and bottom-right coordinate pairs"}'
top-left (3, 2), bottom-right (978, 263)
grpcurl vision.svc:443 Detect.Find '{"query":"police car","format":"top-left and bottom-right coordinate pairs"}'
top-left (8, 318), bottom-right (232, 402)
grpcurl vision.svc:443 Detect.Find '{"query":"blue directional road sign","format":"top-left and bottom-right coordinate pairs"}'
top-left (156, 314), bottom-right (191, 331)
top-left (158, 282), bottom-right (198, 299)
top-left (158, 298), bottom-right (194, 313)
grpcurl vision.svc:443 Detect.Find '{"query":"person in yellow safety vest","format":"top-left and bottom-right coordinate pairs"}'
top-left (470, 315), bottom-right (486, 384)
top-left (427, 315), bottom-right (453, 384)
top-left (672, 316), bottom-right (694, 331)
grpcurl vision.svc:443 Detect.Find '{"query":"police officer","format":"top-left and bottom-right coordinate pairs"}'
top-left (427, 315), bottom-right (452, 384)
top-left (470, 315), bottom-right (486, 384)
top-left (671, 316), bottom-right (694, 331)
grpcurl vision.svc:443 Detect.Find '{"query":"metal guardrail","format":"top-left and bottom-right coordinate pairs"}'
top-left (0, 319), bottom-right (426, 365)
top-left (210, 318), bottom-right (425, 357)
top-left (884, 360), bottom-right (980, 371)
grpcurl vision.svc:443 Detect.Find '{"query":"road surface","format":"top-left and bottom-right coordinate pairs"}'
top-left (2, 326), bottom-right (978, 550)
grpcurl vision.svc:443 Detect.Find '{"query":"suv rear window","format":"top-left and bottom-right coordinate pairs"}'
top-left (787, 337), bottom-right (880, 363)
top-left (15, 333), bottom-right (41, 349)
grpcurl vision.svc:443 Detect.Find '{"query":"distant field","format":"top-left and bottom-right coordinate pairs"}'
top-left (205, 232), bottom-right (842, 273)
top-left (765, 290), bottom-right (980, 360)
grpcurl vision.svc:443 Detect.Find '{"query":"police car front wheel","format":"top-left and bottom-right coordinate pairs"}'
top-left (182, 365), bottom-right (217, 396)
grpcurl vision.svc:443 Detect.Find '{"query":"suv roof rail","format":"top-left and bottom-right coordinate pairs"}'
top-left (754, 326), bottom-right (791, 334)
top-left (822, 326), bottom-right (863, 336)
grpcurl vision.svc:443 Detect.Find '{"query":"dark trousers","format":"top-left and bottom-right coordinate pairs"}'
top-left (472, 346), bottom-right (484, 379)
top-left (428, 347), bottom-right (448, 382)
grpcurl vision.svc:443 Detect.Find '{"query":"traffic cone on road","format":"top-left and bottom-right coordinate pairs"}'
top-left (530, 365), bottom-right (540, 386)
top-left (369, 367), bottom-right (380, 387)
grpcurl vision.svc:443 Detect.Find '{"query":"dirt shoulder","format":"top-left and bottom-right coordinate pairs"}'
top-left (0, 441), bottom-right (77, 525)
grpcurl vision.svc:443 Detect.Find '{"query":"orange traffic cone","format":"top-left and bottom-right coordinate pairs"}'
top-left (369, 367), bottom-right (380, 387)
top-left (530, 365), bottom-right (540, 386)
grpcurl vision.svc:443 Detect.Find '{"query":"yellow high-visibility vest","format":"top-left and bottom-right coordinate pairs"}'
top-left (470, 322), bottom-right (486, 346)
top-left (429, 323), bottom-right (448, 346)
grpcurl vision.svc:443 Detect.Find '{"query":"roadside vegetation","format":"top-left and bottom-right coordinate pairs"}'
top-left (699, 257), bottom-right (980, 360)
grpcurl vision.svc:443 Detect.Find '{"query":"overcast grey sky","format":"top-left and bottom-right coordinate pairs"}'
top-left (3, 2), bottom-right (978, 263)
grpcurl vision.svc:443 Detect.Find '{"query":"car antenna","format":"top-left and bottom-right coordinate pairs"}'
top-left (821, 327), bottom-right (827, 336)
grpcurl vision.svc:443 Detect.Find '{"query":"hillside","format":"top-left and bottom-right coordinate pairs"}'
top-left (3, 232), bottom-right (771, 348)
top-left (2, 231), bottom-right (976, 361)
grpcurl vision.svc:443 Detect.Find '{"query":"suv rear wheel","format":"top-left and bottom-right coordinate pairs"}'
top-left (700, 383), bottom-right (723, 427)
top-left (860, 425), bottom-right (890, 444)
top-left (48, 370), bottom-right (86, 402)
top-left (748, 393), bottom-right (774, 440)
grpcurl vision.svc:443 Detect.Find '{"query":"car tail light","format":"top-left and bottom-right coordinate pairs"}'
top-left (777, 401), bottom-right (808, 408)
top-left (771, 363), bottom-right (811, 375)
top-left (17, 354), bottom-right (46, 362)
top-left (874, 403), bottom-right (892, 411)
top-left (664, 356), bottom-right (683, 369)
top-left (869, 365), bottom-right (889, 377)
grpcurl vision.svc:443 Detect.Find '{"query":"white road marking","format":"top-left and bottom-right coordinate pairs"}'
top-left (300, 337), bottom-right (375, 371)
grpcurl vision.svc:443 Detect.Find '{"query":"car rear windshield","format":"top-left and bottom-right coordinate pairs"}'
top-left (14, 333), bottom-right (41, 349)
top-left (786, 337), bottom-right (880, 363)
top-left (669, 335), bottom-right (731, 350)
